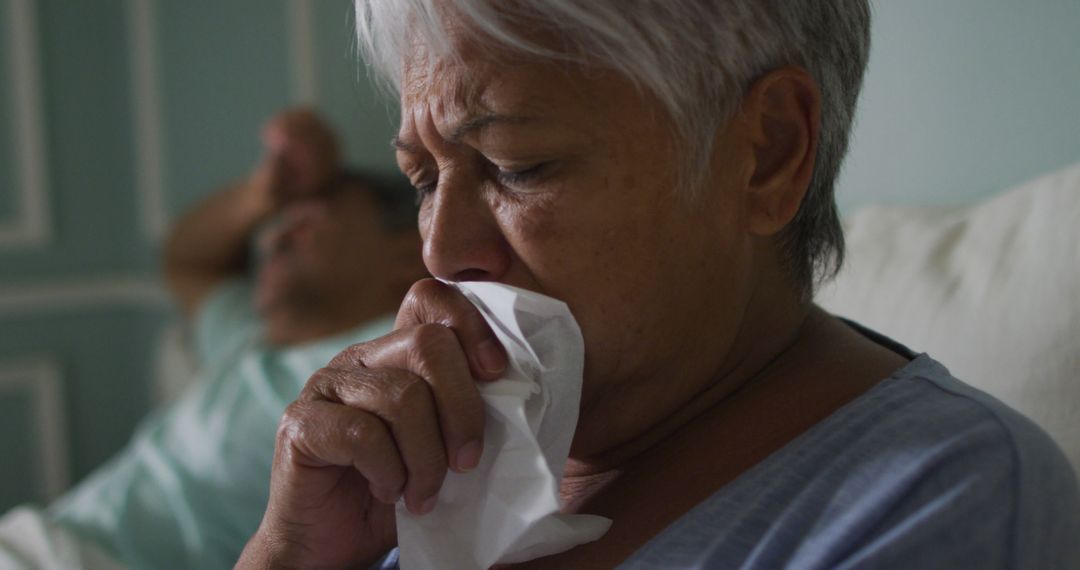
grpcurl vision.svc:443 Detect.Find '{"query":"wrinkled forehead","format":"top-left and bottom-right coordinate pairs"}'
top-left (400, 29), bottom-right (538, 112)
top-left (401, 44), bottom-right (487, 116)
top-left (391, 6), bottom-right (649, 152)
top-left (397, 47), bottom-right (568, 144)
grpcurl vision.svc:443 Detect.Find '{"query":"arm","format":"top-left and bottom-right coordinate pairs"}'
top-left (163, 164), bottom-right (277, 317)
top-left (163, 109), bottom-right (342, 317)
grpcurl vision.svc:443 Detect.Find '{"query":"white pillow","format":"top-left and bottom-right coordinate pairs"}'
top-left (818, 161), bottom-right (1080, 474)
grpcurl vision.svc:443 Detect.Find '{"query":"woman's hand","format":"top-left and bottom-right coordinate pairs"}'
top-left (237, 279), bottom-right (508, 568)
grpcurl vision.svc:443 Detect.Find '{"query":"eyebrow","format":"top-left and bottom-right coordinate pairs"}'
top-left (391, 113), bottom-right (534, 154)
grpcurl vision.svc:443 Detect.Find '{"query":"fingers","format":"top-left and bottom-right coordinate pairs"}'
top-left (261, 108), bottom-right (341, 197)
top-left (262, 108), bottom-right (337, 155)
top-left (248, 151), bottom-right (287, 205)
top-left (279, 397), bottom-right (406, 505)
top-left (395, 278), bottom-right (508, 381)
top-left (328, 322), bottom-right (487, 475)
top-left (280, 278), bottom-right (506, 517)
top-left (305, 365), bottom-right (452, 513)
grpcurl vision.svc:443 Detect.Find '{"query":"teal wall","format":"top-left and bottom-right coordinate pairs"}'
top-left (0, 0), bottom-right (401, 513)
top-left (8, 0), bottom-right (146, 282)
top-left (0, 390), bottom-right (37, 511)
top-left (0, 12), bottom-right (13, 221)
top-left (0, 305), bottom-right (168, 506)
top-left (309, 3), bottom-right (404, 191)
top-left (0, 0), bottom-right (1078, 516)
top-left (158, 0), bottom-right (292, 217)
top-left (837, 0), bottom-right (1080, 211)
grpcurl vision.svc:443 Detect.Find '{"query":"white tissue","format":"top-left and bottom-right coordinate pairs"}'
top-left (395, 281), bottom-right (612, 569)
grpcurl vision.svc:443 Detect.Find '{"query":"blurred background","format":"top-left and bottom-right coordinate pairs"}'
top-left (0, 0), bottom-right (1077, 513)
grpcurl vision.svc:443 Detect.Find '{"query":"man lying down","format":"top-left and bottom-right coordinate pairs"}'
top-left (0, 110), bottom-right (426, 568)
top-left (227, 1), bottom-right (1080, 569)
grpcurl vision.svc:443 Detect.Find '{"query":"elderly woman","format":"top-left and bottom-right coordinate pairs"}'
top-left (239, 1), bottom-right (1080, 568)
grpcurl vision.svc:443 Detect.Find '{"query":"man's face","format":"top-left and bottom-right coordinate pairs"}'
top-left (254, 183), bottom-right (391, 314)
top-left (396, 50), bottom-right (760, 453)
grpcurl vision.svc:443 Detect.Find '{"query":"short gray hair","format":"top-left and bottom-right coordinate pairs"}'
top-left (354, 0), bottom-right (871, 297)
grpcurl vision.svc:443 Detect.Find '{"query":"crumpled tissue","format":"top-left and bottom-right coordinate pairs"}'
top-left (395, 281), bottom-right (612, 569)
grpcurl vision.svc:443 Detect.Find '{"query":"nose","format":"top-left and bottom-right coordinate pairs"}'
top-left (420, 172), bottom-right (511, 283)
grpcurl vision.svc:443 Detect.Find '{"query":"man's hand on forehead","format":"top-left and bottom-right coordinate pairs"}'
top-left (259, 108), bottom-right (342, 201)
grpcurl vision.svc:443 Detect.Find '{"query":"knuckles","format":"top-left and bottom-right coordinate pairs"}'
top-left (341, 414), bottom-right (384, 452)
top-left (401, 278), bottom-right (451, 317)
top-left (274, 401), bottom-right (312, 464)
top-left (398, 278), bottom-right (476, 331)
top-left (300, 366), bottom-right (339, 400)
top-left (326, 342), bottom-right (369, 370)
top-left (410, 320), bottom-right (456, 344)
top-left (385, 373), bottom-right (434, 413)
top-left (406, 322), bottom-right (458, 362)
top-left (302, 363), bottom-right (436, 423)
top-left (279, 401), bottom-right (308, 440)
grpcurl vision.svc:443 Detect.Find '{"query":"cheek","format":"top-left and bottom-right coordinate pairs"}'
top-left (488, 191), bottom-right (580, 284)
top-left (493, 193), bottom-right (669, 380)
top-left (492, 194), bottom-right (555, 245)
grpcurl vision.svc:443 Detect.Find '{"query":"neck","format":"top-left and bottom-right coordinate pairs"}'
top-left (560, 277), bottom-right (815, 508)
top-left (558, 304), bottom-right (908, 518)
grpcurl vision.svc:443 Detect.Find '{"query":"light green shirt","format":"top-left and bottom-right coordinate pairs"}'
top-left (48, 281), bottom-right (395, 569)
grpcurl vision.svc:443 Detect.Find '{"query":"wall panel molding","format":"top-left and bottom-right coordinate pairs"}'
top-left (0, 358), bottom-right (68, 499)
top-left (128, 0), bottom-right (321, 241)
top-left (0, 0), bottom-right (52, 249)
top-left (287, 0), bottom-right (318, 104)
top-left (128, 0), bottom-right (169, 242)
top-left (0, 276), bottom-right (168, 315)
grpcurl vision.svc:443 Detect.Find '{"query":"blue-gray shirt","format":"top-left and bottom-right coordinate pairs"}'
top-left (620, 353), bottom-right (1080, 569)
top-left (382, 342), bottom-right (1080, 568)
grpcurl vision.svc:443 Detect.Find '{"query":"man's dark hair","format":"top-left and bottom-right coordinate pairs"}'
top-left (331, 168), bottom-right (418, 234)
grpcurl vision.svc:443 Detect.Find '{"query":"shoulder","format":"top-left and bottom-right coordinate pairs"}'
top-left (901, 359), bottom-right (1080, 569)
top-left (622, 355), bottom-right (1080, 569)
top-left (192, 279), bottom-right (261, 365)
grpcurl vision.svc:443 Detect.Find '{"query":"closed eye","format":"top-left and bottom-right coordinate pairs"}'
top-left (413, 179), bottom-right (437, 204)
top-left (410, 161), bottom-right (554, 204)
top-left (492, 162), bottom-right (550, 189)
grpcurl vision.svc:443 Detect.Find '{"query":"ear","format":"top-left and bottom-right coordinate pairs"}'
top-left (739, 66), bottom-right (821, 236)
